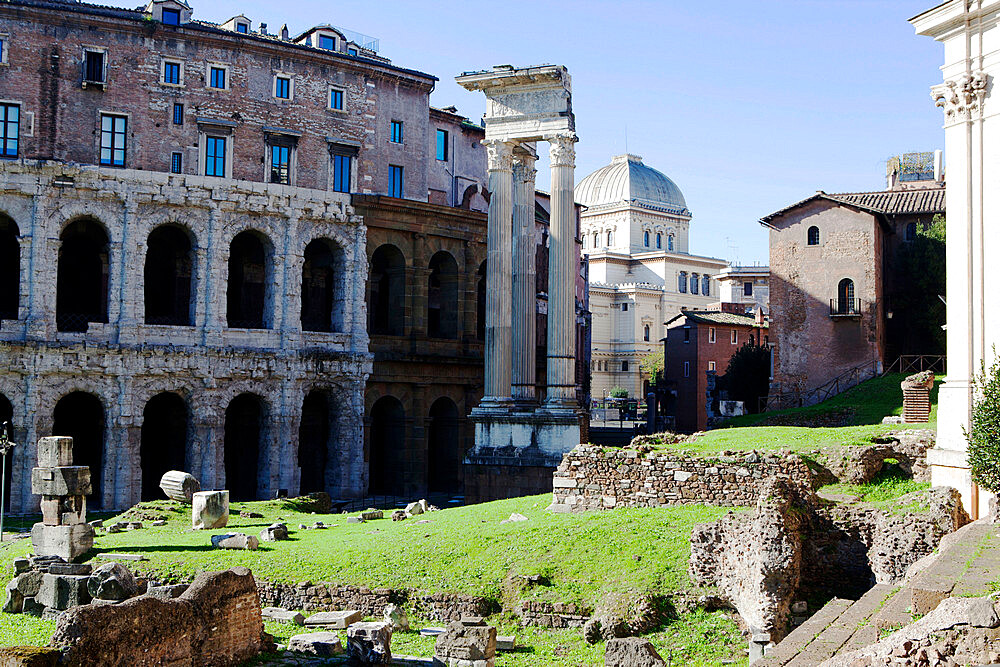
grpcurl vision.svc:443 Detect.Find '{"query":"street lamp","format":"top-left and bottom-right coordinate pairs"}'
top-left (0, 421), bottom-right (16, 544)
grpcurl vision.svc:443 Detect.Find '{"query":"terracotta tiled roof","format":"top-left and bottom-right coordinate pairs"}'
top-left (665, 310), bottom-right (768, 328)
top-left (761, 187), bottom-right (945, 223)
top-left (825, 188), bottom-right (945, 215)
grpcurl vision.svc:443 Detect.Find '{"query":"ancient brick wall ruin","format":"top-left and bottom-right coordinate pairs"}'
top-left (549, 445), bottom-right (813, 511)
top-left (0, 162), bottom-right (371, 512)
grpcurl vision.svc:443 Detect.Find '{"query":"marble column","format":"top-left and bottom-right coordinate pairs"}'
top-left (479, 139), bottom-right (515, 409)
top-left (511, 148), bottom-right (537, 409)
top-left (543, 133), bottom-right (579, 412)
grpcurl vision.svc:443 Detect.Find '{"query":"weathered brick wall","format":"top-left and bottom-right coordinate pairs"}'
top-left (0, 1), bottom-right (434, 199)
top-left (51, 567), bottom-right (266, 667)
top-left (549, 445), bottom-right (813, 511)
top-left (0, 162), bottom-right (371, 512)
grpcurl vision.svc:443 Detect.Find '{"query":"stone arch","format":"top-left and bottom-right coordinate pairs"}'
top-left (227, 230), bottom-right (273, 329)
top-left (57, 217), bottom-right (110, 332)
top-left (301, 238), bottom-right (346, 333)
top-left (838, 278), bottom-right (856, 314)
top-left (368, 243), bottom-right (406, 335)
top-left (427, 250), bottom-right (459, 339)
top-left (808, 225), bottom-right (820, 246)
top-left (140, 392), bottom-right (189, 501)
top-left (0, 214), bottom-right (18, 321)
top-left (224, 392), bottom-right (267, 501)
top-left (368, 395), bottom-right (406, 496)
top-left (298, 389), bottom-right (336, 495)
top-left (52, 391), bottom-right (105, 509)
top-left (476, 260), bottom-right (486, 341)
top-left (427, 396), bottom-right (461, 494)
top-left (145, 224), bottom-right (195, 326)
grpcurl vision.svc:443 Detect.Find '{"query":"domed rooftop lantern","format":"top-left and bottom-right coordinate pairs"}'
top-left (575, 154), bottom-right (689, 216)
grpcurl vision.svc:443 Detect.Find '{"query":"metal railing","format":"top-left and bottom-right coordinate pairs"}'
top-left (882, 354), bottom-right (946, 375)
top-left (829, 298), bottom-right (862, 316)
top-left (762, 359), bottom-right (881, 412)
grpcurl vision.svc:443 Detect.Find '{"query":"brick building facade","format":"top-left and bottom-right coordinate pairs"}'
top-left (763, 179), bottom-right (944, 406)
top-left (663, 310), bottom-right (767, 432)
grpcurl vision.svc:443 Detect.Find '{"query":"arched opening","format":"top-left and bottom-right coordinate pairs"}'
top-left (140, 392), bottom-right (188, 501)
top-left (368, 244), bottom-right (406, 335)
top-left (643, 324), bottom-right (650, 342)
top-left (57, 219), bottom-right (109, 332)
top-left (808, 226), bottom-right (820, 246)
top-left (298, 390), bottom-right (331, 495)
top-left (428, 397), bottom-right (461, 494)
top-left (224, 393), bottom-right (264, 501)
top-left (144, 225), bottom-right (193, 326)
top-left (642, 231), bottom-right (649, 247)
top-left (227, 231), bottom-right (270, 329)
top-left (656, 233), bottom-right (662, 249)
top-left (606, 230), bottom-right (613, 246)
top-left (476, 261), bottom-right (486, 341)
top-left (668, 235), bottom-right (674, 251)
top-left (369, 395), bottom-right (406, 496)
top-left (427, 251), bottom-right (459, 339)
top-left (0, 394), bottom-right (12, 512)
top-left (53, 392), bottom-right (104, 508)
top-left (0, 216), bottom-right (19, 321)
top-left (302, 239), bottom-right (343, 333)
top-left (838, 278), bottom-right (856, 314)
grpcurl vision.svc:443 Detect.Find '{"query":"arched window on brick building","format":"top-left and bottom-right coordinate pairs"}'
top-left (369, 244), bottom-right (406, 336)
top-left (837, 278), bottom-right (856, 314)
top-left (302, 239), bottom-right (344, 332)
top-left (427, 251), bottom-right (459, 339)
top-left (227, 231), bottom-right (270, 329)
top-left (808, 226), bottom-right (820, 246)
top-left (145, 225), bottom-right (193, 326)
top-left (57, 219), bottom-right (109, 332)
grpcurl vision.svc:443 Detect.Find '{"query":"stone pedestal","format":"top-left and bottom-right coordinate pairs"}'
top-left (901, 372), bottom-right (934, 423)
top-left (192, 490), bottom-right (229, 530)
top-left (30, 437), bottom-right (95, 563)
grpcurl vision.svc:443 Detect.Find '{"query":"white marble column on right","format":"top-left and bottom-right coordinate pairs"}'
top-left (542, 133), bottom-right (579, 413)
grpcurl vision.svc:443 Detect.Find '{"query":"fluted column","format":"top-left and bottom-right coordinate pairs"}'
top-left (543, 133), bottom-right (579, 412)
top-left (478, 139), bottom-right (515, 409)
top-left (511, 149), bottom-right (537, 409)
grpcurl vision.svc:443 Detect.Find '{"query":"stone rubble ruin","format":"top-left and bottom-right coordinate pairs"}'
top-left (346, 621), bottom-right (392, 664)
top-left (30, 437), bottom-right (95, 563)
top-left (158, 470), bottom-right (201, 503)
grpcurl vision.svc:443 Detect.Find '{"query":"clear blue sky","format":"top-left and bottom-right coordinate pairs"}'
top-left (111, 0), bottom-right (944, 264)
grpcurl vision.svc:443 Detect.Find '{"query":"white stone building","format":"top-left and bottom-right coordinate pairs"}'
top-left (912, 0), bottom-right (1000, 519)
top-left (577, 154), bottom-right (726, 400)
top-left (714, 265), bottom-right (770, 314)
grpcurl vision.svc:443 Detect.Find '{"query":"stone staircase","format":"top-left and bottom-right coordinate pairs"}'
top-left (755, 518), bottom-right (1000, 666)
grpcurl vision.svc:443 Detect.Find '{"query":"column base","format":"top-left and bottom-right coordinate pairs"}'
top-left (471, 397), bottom-right (514, 417)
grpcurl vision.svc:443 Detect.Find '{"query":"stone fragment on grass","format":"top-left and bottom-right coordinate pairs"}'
top-left (211, 533), bottom-right (258, 550)
top-left (346, 621), bottom-right (392, 664)
top-left (88, 561), bottom-right (140, 601)
top-left (304, 609), bottom-right (362, 629)
top-left (37, 573), bottom-right (92, 610)
top-left (3, 580), bottom-right (24, 613)
top-left (13, 558), bottom-right (30, 574)
top-left (262, 606), bottom-right (305, 625)
top-left (192, 490), bottom-right (229, 530)
top-left (361, 508), bottom-right (383, 521)
top-left (346, 516), bottom-right (364, 524)
top-left (497, 635), bottom-right (515, 651)
top-left (391, 510), bottom-right (407, 521)
top-left (158, 470), bottom-right (201, 503)
top-left (0, 645), bottom-right (61, 665)
top-left (239, 510), bottom-right (264, 519)
top-left (433, 619), bottom-right (496, 665)
top-left (145, 584), bottom-right (189, 600)
top-left (288, 631), bottom-right (343, 656)
top-left (384, 603), bottom-right (409, 631)
top-left (259, 523), bottom-right (288, 542)
top-left (404, 501), bottom-right (424, 516)
top-left (604, 637), bottom-right (666, 667)
top-left (151, 520), bottom-right (167, 527)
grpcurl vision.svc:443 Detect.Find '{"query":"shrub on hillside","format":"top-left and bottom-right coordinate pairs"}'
top-left (967, 355), bottom-right (1000, 493)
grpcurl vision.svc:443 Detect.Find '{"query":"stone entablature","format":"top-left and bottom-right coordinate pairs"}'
top-left (549, 445), bottom-right (812, 511)
top-left (0, 162), bottom-right (371, 512)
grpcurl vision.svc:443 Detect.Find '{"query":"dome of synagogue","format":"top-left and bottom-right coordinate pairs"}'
top-left (575, 154), bottom-right (688, 215)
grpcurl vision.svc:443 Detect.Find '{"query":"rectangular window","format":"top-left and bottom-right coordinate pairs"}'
top-left (347, 47), bottom-right (358, 56)
top-left (388, 164), bottom-right (403, 197)
top-left (172, 103), bottom-right (183, 125)
top-left (731, 329), bottom-right (738, 345)
top-left (205, 136), bottom-right (226, 177)
top-left (621, 361), bottom-right (629, 372)
top-left (683, 328), bottom-right (690, 343)
top-left (99, 114), bottom-right (126, 166)
top-left (163, 61), bottom-right (181, 85)
top-left (0, 103), bottom-right (18, 158)
top-left (84, 50), bottom-right (105, 83)
top-left (161, 7), bottom-right (180, 25)
top-left (703, 275), bottom-right (711, 296)
top-left (0, 38), bottom-right (6, 65)
top-left (332, 154), bottom-right (351, 193)
top-left (170, 152), bottom-right (182, 174)
top-left (390, 120), bottom-right (403, 143)
top-left (210, 67), bottom-right (226, 90)
top-left (235, 23), bottom-right (248, 34)
top-left (743, 281), bottom-right (753, 297)
top-left (621, 303), bottom-right (628, 312)
top-left (274, 76), bottom-right (290, 99)
top-left (708, 361), bottom-right (716, 371)
top-left (678, 272), bottom-right (687, 294)
top-left (329, 87), bottom-right (344, 111)
top-left (690, 273), bottom-right (698, 294)
top-left (318, 35), bottom-right (336, 51)
top-left (436, 129), bottom-right (448, 160)
top-left (270, 144), bottom-right (290, 184)
top-left (683, 361), bottom-right (690, 378)
top-left (709, 327), bottom-right (716, 343)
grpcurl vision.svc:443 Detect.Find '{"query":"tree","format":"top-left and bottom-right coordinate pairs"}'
top-left (640, 350), bottom-right (664, 387)
top-left (609, 386), bottom-right (628, 399)
top-left (967, 354), bottom-right (1000, 493)
top-left (720, 340), bottom-right (771, 414)
top-left (888, 214), bottom-right (946, 357)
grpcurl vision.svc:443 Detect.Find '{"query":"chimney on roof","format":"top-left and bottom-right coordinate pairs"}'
top-left (281, 24), bottom-right (289, 40)
top-left (259, 22), bottom-right (267, 35)
top-left (443, 105), bottom-right (458, 113)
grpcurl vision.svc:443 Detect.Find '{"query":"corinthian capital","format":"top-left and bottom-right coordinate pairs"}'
top-left (932, 70), bottom-right (989, 123)
top-left (547, 133), bottom-right (577, 168)
top-left (483, 139), bottom-right (515, 171)
top-left (512, 152), bottom-right (537, 184)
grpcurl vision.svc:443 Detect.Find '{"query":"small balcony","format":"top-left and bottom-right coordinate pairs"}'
top-left (830, 298), bottom-right (862, 318)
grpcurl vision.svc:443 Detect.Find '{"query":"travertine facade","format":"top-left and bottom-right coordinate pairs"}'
top-left (0, 162), bottom-right (370, 512)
